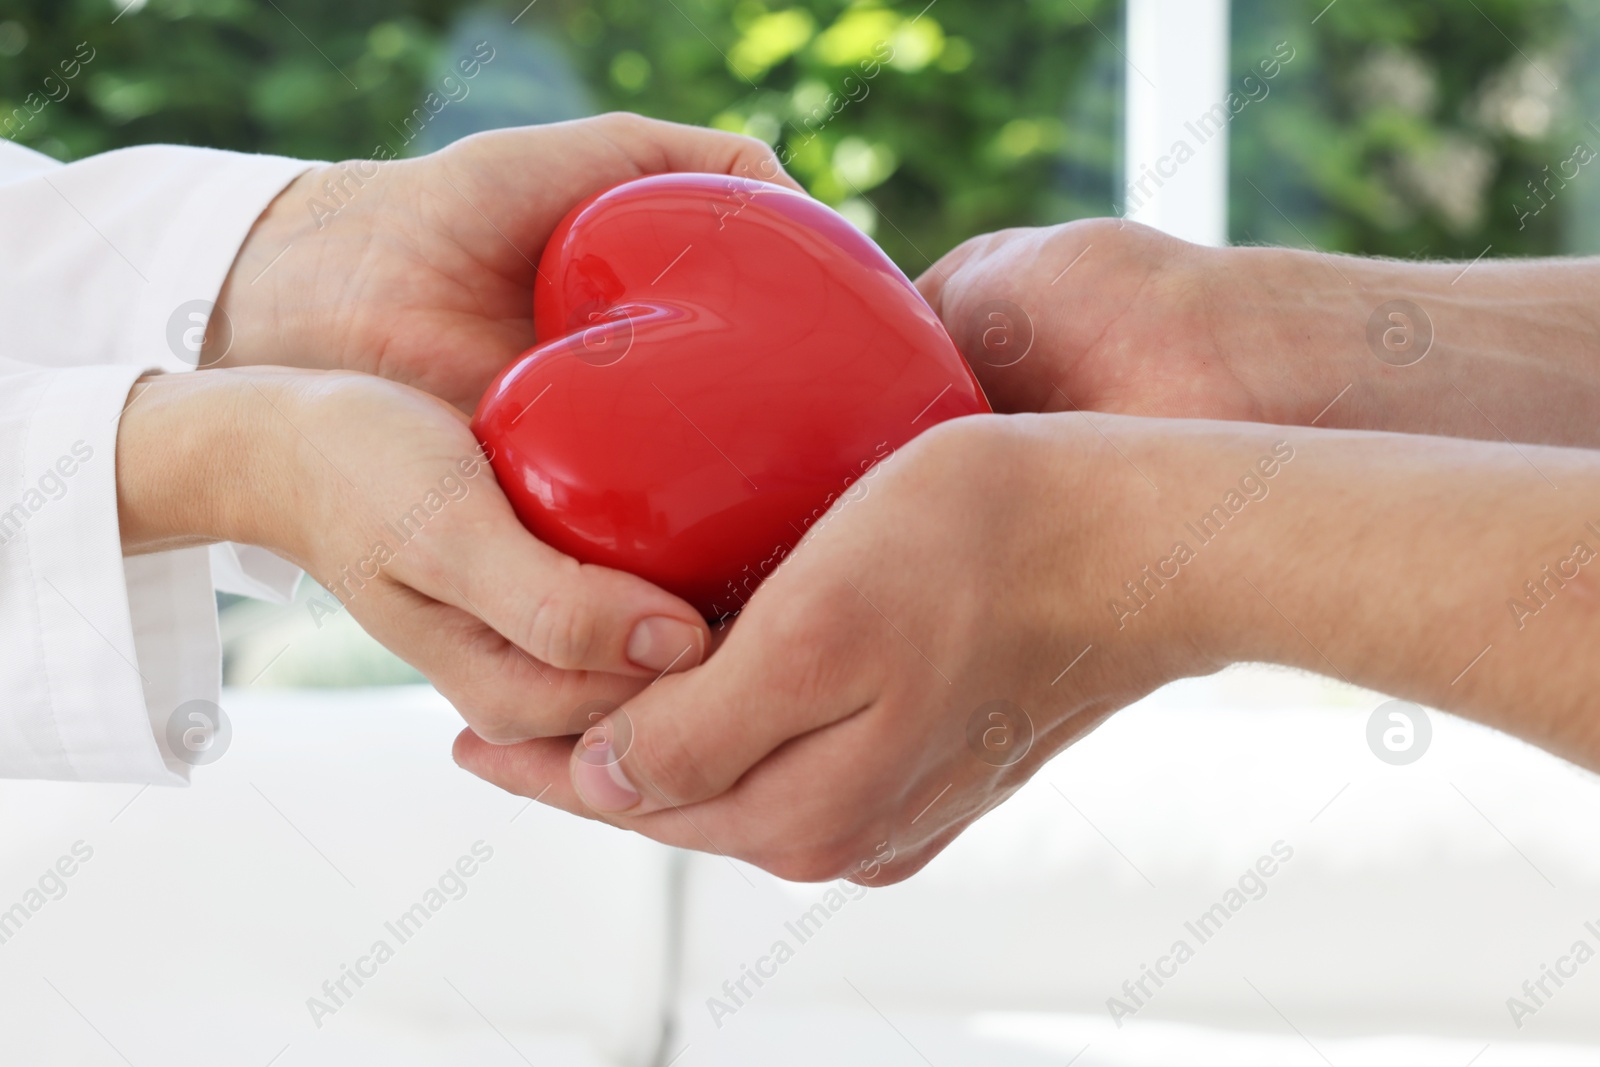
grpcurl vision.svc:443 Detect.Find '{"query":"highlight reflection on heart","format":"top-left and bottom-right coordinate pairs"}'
top-left (472, 173), bottom-right (989, 618)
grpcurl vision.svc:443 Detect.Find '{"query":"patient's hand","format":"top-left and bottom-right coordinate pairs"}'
top-left (451, 413), bottom-right (1225, 882)
top-left (918, 219), bottom-right (1600, 450)
top-left (213, 113), bottom-right (800, 411)
top-left (915, 220), bottom-right (1269, 423)
top-left (117, 368), bottom-right (710, 742)
top-left (453, 405), bottom-right (1600, 877)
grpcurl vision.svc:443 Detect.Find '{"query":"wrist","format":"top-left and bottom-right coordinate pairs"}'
top-left (115, 369), bottom-right (292, 554)
top-left (1123, 419), bottom-right (1296, 676)
top-left (1198, 247), bottom-right (1600, 443)
top-left (1198, 245), bottom-right (1383, 429)
top-left (1037, 414), bottom-right (1316, 677)
top-left (1005, 413), bottom-right (1268, 684)
top-left (209, 165), bottom-right (335, 372)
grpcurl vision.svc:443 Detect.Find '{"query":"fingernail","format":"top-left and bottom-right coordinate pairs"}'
top-left (574, 730), bottom-right (642, 812)
top-left (627, 616), bottom-right (705, 673)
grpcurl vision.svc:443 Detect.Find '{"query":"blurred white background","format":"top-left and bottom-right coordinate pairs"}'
top-left (3, 664), bottom-right (1599, 1065)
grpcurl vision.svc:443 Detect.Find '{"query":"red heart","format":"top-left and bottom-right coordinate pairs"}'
top-left (471, 173), bottom-right (989, 618)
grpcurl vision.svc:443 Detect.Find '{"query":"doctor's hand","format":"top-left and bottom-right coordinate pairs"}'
top-left (211, 113), bottom-right (800, 411)
top-left (451, 414), bottom-right (1222, 883)
top-left (116, 368), bottom-right (709, 743)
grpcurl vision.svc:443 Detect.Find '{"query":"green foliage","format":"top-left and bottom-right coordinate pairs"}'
top-left (1232, 0), bottom-right (1600, 256)
top-left (1, 1), bottom-right (453, 162)
top-left (614, 0), bottom-right (1128, 268)
top-left (0, 0), bottom-right (1122, 272)
top-left (4, 0), bottom-right (1595, 268)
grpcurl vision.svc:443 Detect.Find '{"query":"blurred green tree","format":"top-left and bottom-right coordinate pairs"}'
top-left (7, 0), bottom-right (1596, 267)
top-left (1231, 0), bottom-right (1600, 257)
top-left (0, 0), bottom-right (1124, 271)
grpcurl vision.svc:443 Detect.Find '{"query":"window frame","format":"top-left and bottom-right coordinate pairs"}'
top-left (1124, 0), bottom-right (1231, 245)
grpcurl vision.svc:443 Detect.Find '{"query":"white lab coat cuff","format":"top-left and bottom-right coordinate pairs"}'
top-left (210, 543), bottom-right (303, 603)
top-left (1, 366), bottom-right (218, 783)
top-left (129, 147), bottom-right (317, 375)
top-left (130, 147), bottom-right (314, 601)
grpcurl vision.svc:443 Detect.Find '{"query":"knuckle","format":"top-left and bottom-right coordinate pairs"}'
top-left (751, 579), bottom-right (842, 647)
top-left (526, 575), bottom-right (599, 670)
top-left (401, 544), bottom-right (451, 594)
top-left (598, 110), bottom-right (647, 134)
top-left (459, 691), bottom-right (530, 744)
top-left (731, 131), bottom-right (773, 157)
top-left (449, 674), bottom-right (531, 743)
top-left (628, 718), bottom-right (716, 805)
top-left (449, 629), bottom-right (574, 741)
top-left (906, 412), bottom-right (1005, 475)
top-left (426, 646), bottom-right (525, 744)
top-left (858, 861), bottom-right (916, 888)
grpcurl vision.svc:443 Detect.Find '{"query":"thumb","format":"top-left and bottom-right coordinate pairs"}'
top-left (568, 637), bottom-right (869, 816)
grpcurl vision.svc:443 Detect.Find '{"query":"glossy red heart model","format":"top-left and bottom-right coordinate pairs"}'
top-left (471, 173), bottom-right (989, 619)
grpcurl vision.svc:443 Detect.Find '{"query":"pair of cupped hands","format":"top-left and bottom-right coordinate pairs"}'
top-left (196, 114), bottom-right (1264, 885)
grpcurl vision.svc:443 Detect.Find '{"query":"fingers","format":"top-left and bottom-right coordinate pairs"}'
top-left (350, 579), bottom-right (650, 743)
top-left (458, 706), bottom-right (932, 886)
top-left (593, 112), bottom-right (806, 193)
top-left (564, 626), bottom-right (874, 817)
top-left (451, 728), bottom-right (732, 853)
top-left (452, 730), bottom-right (577, 802)
top-left (405, 492), bottom-right (709, 679)
top-left (914, 234), bottom-right (987, 318)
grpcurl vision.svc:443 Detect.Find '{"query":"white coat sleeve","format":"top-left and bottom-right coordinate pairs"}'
top-left (0, 139), bottom-right (314, 783)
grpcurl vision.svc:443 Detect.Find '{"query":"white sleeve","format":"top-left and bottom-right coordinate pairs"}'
top-left (0, 140), bottom-right (314, 783)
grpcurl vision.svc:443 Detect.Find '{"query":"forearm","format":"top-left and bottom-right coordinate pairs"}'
top-left (1211, 247), bottom-right (1600, 448)
top-left (1207, 425), bottom-right (1600, 767)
